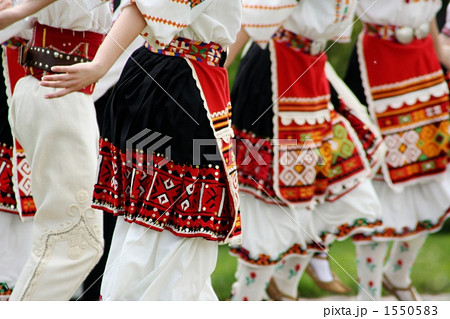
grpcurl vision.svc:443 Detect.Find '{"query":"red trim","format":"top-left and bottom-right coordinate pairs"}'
top-left (93, 140), bottom-right (237, 242)
top-left (26, 22), bottom-right (105, 95)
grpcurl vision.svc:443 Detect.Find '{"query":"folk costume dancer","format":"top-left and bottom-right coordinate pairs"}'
top-left (226, 0), bottom-right (384, 301)
top-left (345, 0), bottom-right (450, 301)
top-left (0, 25), bottom-right (33, 301)
top-left (41, 0), bottom-right (242, 300)
top-left (79, 0), bottom-right (145, 301)
top-left (0, 0), bottom-right (113, 300)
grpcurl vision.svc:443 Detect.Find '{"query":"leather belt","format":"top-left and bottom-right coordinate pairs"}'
top-left (20, 45), bottom-right (90, 72)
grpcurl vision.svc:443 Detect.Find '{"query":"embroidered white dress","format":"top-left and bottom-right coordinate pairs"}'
top-left (355, 0), bottom-right (450, 240)
top-left (98, 0), bottom-right (242, 300)
top-left (230, 0), bottom-right (383, 267)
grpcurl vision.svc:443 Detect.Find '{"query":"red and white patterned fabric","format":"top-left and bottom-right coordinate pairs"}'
top-left (237, 19), bottom-right (373, 207)
top-left (352, 0), bottom-right (450, 240)
top-left (93, 35), bottom-right (241, 244)
top-left (1, 39), bottom-right (35, 218)
top-left (357, 0), bottom-right (449, 190)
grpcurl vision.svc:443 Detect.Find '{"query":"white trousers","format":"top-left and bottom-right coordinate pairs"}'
top-left (8, 76), bottom-right (104, 300)
top-left (0, 213), bottom-right (33, 288)
top-left (101, 217), bottom-right (218, 300)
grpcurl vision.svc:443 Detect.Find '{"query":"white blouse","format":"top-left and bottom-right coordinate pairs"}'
top-left (357, 0), bottom-right (441, 28)
top-left (0, 0), bottom-right (112, 43)
top-left (242, 0), bottom-right (357, 46)
top-left (121, 0), bottom-right (242, 49)
top-left (31, 0), bottom-right (113, 33)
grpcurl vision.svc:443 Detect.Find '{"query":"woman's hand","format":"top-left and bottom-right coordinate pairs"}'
top-left (41, 3), bottom-right (147, 99)
top-left (40, 61), bottom-right (107, 99)
top-left (0, 0), bottom-right (12, 11)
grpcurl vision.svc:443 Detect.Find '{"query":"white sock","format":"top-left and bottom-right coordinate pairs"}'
top-left (354, 241), bottom-right (389, 301)
top-left (272, 253), bottom-right (314, 299)
top-left (309, 253), bottom-right (334, 282)
top-left (230, 259), bottom-right (275, 301)
top-left (384, 234), bottom-right (427, 292)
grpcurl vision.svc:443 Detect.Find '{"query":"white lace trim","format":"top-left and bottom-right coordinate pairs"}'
top-left (373, 81), bottom-right (449, 113)
top-left (371, 69), bottom-right (444, 93)
top-left (279, 107), bottom-right (331, 126)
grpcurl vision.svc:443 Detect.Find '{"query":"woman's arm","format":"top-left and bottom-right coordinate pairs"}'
top-left (0, 0), bottom-right (55, 29)
top-left (224, 27), bottom-right (250, 69)
top-left (41, 3), bottom-right (147, 99)
top-left (431, 18), bottom-right (450, 70)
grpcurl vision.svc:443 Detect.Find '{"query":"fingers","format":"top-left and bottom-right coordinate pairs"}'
top-left (40, 80), bottom-right (76, 89)
top-left (40, 78), bottom-right (84, 99)
top-left (50, 65), bottom-right (75, 74)
top-left (41, 73), bottom-right (72, 82)
top-left (39, 62), bottom-right (97, 98)
top-left (40, 66), bottom-right (83, 95)
top-left (40, 73), bottom-right (81, 99)
top-left (0, 1), bottom-right (12, 11)
top-left (44, 88), bottom-right (76, 99)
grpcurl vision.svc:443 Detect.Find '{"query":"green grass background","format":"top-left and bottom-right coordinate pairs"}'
top-left (211, 227), bottom-right (450, 300)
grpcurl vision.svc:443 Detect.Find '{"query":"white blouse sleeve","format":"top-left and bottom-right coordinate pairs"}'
top-left (120, 0), bottom-right (214, 48)
top-left (77, 0), bottom-right (111, 11)
top-left (241, 0), bottom-right (300, 47)
top-left (0, 19), bottom-right (32, 43)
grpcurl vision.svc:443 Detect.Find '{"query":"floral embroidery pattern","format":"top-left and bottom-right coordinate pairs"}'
top-left (246, 272), bottom-right (257, 286)
top-left (288, 264), bottom-right (301, 279)
top-left (145, 37), bottom-right (224, 67)
top-left (189, 0), bottom-right (204, 9)
top-left (275, 259), bottom-right (286, 271)
top-left (366, 257), bottom-right (376, 272)
top-left (335, 0), bottom-right (351, 23)
top-left (368, 280), bottom-right (377, 296)
top-left (0, 283), bottom-right (12, 296)
top-left (400, 242), bottom-right (410, 252)
top-left (394, 259), bottom-right (403, 272)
